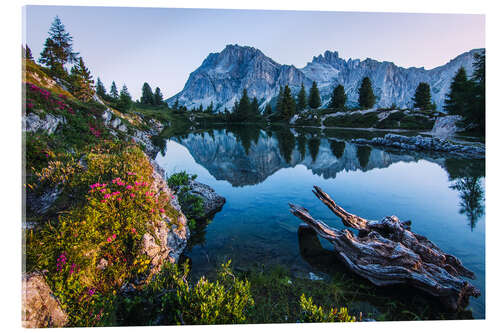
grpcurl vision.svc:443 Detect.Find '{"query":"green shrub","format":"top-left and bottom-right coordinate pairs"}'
top-left (299, 294), bottom-right (356, 323)
top-left (324, 112), bottom-right (379, 128)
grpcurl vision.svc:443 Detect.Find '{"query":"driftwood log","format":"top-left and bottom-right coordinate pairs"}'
top-left (289, 186), bottom-right (480, 310)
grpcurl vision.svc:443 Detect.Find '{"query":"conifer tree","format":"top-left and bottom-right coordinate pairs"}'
top-left (281, 85), bottom-right (297, 120)
top-left (69, 57), bottom-right (95, 102)
top-left (153, 87), bottom-right (163, 106)
top-left (117, 84), bottom-right (132, 112)
top-left (206, 101), bottom-right (214, 114)
top-left (444, 67), bottom-right (473, 117)
top-left (234, 89), bottom-right (251, 121)
top-left (308, 81), bottom-right (321, 109)
top-left (140, 82), bottom-right (154, 105)
top-left (297, 83), bottom-right (307, 110)
top-left (173, 99), bottom-right (179, 111)
top-left (328, 84), bottom-right (347, 109)
top-left (23, 45), bottom-right (34, 60)
top-left (358, 77), bottom-right (376, 109)
top-left (39, 16), bottom-right (78, 78)
top-left (96, 77), bottom-right (107, 100)
top-left (109, 81), bottom-right (119, 101)
top-left (412, 82), bottom-right (432, 110)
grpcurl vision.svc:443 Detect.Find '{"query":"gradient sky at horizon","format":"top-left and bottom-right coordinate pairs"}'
top-left (24, 6), bottom-right (485, 100)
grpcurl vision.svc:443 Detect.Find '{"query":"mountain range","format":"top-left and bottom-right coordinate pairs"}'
top-left (167, 44), bottom-right (483, 112)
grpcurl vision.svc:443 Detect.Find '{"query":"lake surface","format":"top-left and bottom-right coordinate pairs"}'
top-left (155, 125), bottom-right (485, 319)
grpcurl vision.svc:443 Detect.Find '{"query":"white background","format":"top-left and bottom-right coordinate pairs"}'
top-left (1, 1), bottom-right (498, 332)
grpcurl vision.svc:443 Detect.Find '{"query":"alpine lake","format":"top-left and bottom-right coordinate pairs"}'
top-left (153, 124), bottom-right (485, 320)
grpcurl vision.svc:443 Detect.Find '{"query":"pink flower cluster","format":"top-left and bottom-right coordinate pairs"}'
top-left (112, 177), bottom-right (126, 186)
top-left (89, 124), bottom-right (101, 138)
top-left (27, 83), bottom-right (74, 114)
top-left (106, 234), bottom-right (117, 242)
top-left (56, 252), bottom-right (67, 272)
top-left (89, 182), bottom-right (107, 190)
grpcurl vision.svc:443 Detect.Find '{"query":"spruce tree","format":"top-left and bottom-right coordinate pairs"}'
top-left (412, 82), bottom-right (432, 110)
top-left (140, 82), bottom-right (154, 105)
top-left (328, 84), bottom-right (347, 109)
top-left (117, 84), bottom-right (132, 112)
top-left (235, 89), bottom-right (251, 121)
top-left (23, 45), bottom-right (34, 60)
top-left (96, 77), bottom-right (107, 99)
top-left (308, 81), bottom-right (321, 109)
top-left (39, 16), bottom-right (78, 78)
top-left (206, 101), bottom-right (214, 114)
top-left (109, 81), bottom-right (119, 101)
top-left (153, 87), bottom-right (163, 106)
top-left (281, 85), bottom-right (297, 120)
top-left (444, 67), bottom-right (473, 118)
top-left (471, 51), bottom-right (485, 134)
top-left (69, 57), bottom-right (95, 102)
top-left (297, 83), bottom-right (307, 110)
top-left (358, 77), bottom-right (376, 109)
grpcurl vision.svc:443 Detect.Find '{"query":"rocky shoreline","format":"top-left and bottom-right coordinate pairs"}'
top-left (352, 133), bottom-right (485, 159)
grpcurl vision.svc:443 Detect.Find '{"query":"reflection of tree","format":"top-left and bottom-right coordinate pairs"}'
top-left (275, 128), bottom-right (295, 164)
top-left (329, 139), bottom-right (345, 159)
top-left (450, 177), bottom-right (485, 231)
top-left (185, 219), bottom-right (212, 251)
top-left (356, 145), bottom-right (372, 169)
top-left (308, 137), bottom-right (321, 162)
top-left (297, 135), bottom-right (307, 160)
top-left (228, 125), bottom-right (261, 155)
top-left (444, 158), bottom-right (485, 180)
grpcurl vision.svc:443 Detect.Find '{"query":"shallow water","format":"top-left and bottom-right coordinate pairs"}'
top-left (155, 126), bottom-right (485, 319)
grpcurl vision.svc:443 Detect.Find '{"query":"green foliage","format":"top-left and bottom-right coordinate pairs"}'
top-left (69, 57), bottom-right (95, 102)
top-left (153, 87), bottom-right (163, 106)
top-left (117, 84), bottom-right (133, 112)
top-left (299, 294), bottom-right (355, 323)
top-left (375, 111), bottom-right (434, 130)
top-left (358, 77), bottom-right (376, 109)
top-left (109, 81), bottom-right (119, 101)
top-left (297, 83), bottom-right (307, 111)
top-left (412, 82), bottom-right (432, 110)
top-left (39, 16), bottom-right (78, 78)
top-left (328, 84), bottom-right (347, 109)
top-left (167, 171), bottom-right (204, 219)
top-left (276, 85), bottom-right (297, 120)
top-left (140, 82), bottom-right (154, 105)
top-left (324, 112), bottom-right (379, 128)
top-left (95, 78), bottom-right (107, 100)
top-left (264, 103), bottom-right (273, 116)
top-left (308, 81), bottom-right (321, 109)
top-left (167, 171), bottom-right (193, 188)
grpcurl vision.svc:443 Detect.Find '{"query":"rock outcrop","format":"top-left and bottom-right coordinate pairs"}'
top-left (22, 272), bottom-right (68, 328)
top-left (430, 115), bottom-right (462, 137)
top-left (24, 113), bottom-right (65, 135)
top-left (180, 180), bottom-right (226, 219)
top-left (352, 134), bottom-right (485, 159)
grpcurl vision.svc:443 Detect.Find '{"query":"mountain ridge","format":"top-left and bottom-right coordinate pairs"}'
top-left (167, 44), bottom-right (484, 112)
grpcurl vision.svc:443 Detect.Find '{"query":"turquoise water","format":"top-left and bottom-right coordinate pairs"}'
top-left (155, 126), bottom-right (485, 318)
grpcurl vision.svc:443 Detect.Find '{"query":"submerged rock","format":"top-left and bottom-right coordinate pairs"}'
top-left (352, 134), bottom-right (484, 159)
top-left (22, 272), bottom-right (68, 328)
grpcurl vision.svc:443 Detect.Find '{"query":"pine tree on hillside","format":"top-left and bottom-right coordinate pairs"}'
top-left (109, 81), bottom-right (119, 101)
top-left (39, 16), bottom-right (78, 78)
top-left (412, 82), bottom-right (432, 110)
top-left (23, 45), bottom-right (34, 60)
top-left (281, 85), bottom-right (297, 120)
top-left (297, 83), bottom-right (307, 111)
top-left (96, 77), bottom-right (107, 100)
top-left (444, 67), bottom-right (473, 118)
top-left (308, 81), bottom-right (321, 109)
top-left (69, 57), bottom-right (95, 102)
top-left (140, 82), bottom-right (154, 105)
top-left (471, 50), bottom-right (485, 134)
top-left (358, 77), bottom-right (376, 109)
top-left (117, 84), bottom-right (132, 112)
top-left (206, 101), bottom-right (214, 114)
top-left (234, 89), bottom-right (251, 121)
top-left (328, 84), bottom-right (347, 109)
top-left (153, 87), bottom-right (163, 106)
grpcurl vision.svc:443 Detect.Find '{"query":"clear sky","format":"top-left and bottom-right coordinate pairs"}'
top-left (24, 6), bottom-right (485, 100)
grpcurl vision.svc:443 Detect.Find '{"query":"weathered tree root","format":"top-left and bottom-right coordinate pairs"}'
top-left (289, 186), bottom-right (480, 310)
